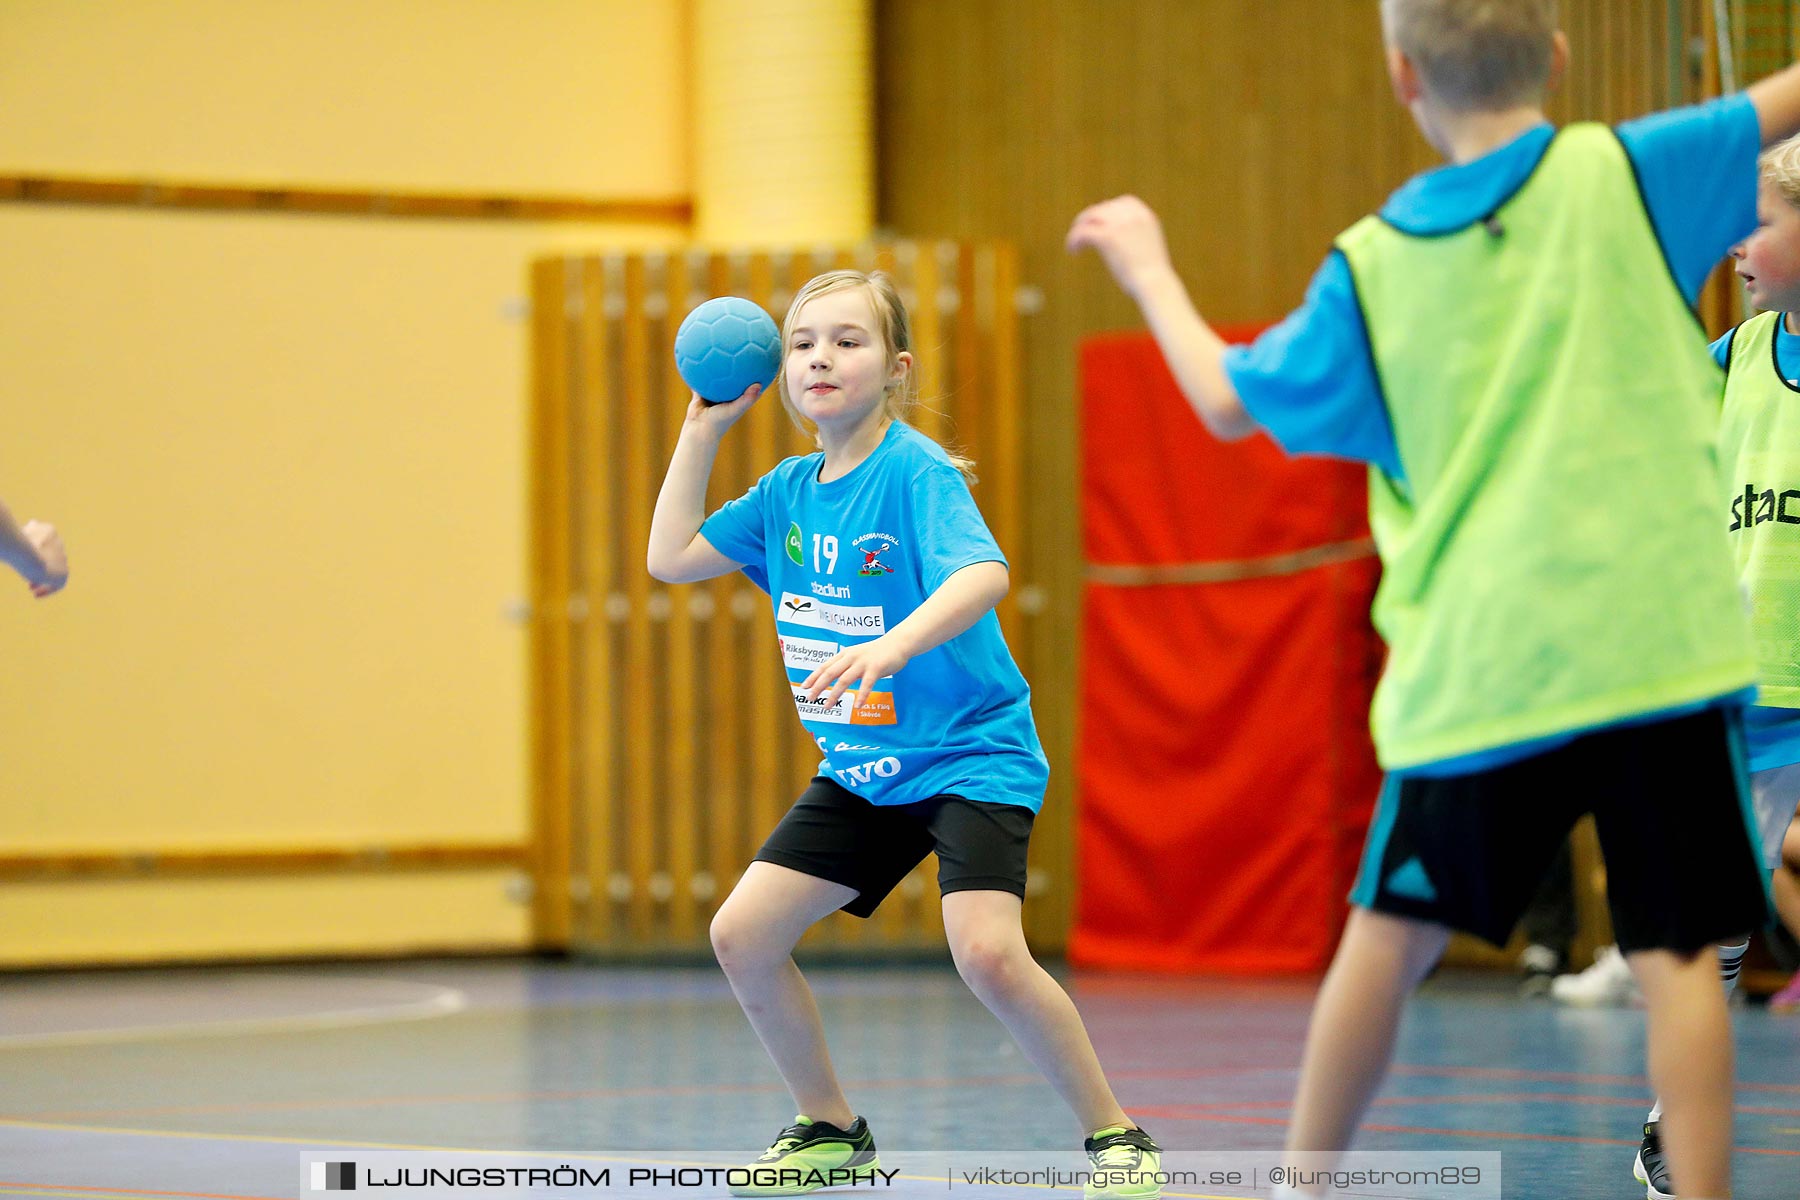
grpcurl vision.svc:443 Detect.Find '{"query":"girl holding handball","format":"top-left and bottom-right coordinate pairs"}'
top-left (648, 270), bottom-right (1160, 1198)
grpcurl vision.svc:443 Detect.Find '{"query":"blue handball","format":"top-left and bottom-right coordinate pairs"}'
top-left (672, 296), bottom-right (782, 404)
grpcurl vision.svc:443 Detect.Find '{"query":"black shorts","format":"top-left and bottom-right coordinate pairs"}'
top-left (1352, 708), bottom-right (1771, 953)
top-left (754, 777), bottom-right (1035, 918)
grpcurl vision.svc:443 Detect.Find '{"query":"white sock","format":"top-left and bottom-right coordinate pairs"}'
top-left (1718, 939), bottom-right (1749, 993)
top-left (1648, 1098), bottom-right (1662, 1123)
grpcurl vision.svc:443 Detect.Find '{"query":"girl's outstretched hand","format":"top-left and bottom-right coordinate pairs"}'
top-left (684, 382), bottom-right (763, 435)
top-left (802, 634), bottom-right (913, 713)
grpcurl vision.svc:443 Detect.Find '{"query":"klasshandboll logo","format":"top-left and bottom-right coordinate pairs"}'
top-left (785, 522), bottom-right (804, 565)
top-left (310, 1161), bottom-right (356, 1190)
top-left (852, 531), bottom-right (899, 576)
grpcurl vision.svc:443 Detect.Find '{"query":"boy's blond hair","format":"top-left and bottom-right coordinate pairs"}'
top-left (1761, 133), bottom-right (1800, 210)
top-left (1380, 0), bottom-right (1557, 113)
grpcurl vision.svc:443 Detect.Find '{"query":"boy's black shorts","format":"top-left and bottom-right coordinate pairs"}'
top-left (1353, 708), bottom-right (1771, 953)
top-left (754, 776), bottom-right (1035, 918)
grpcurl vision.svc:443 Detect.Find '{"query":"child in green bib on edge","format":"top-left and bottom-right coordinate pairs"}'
top-left (647, 270), bottom-right (1161, 1199)
top-left (1715, 136), bottom-right (1800, 957)
top-left (1626, 133), bottom-right (1800, 1200)
top-left (1069, 3), bottom-right (1800, 1198)
top-left (1608, 133), bottom-right (1800, 1199)
top-left (1551, 132), bottom-right (1800, 1200)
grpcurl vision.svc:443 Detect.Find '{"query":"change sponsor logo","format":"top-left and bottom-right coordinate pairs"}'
top-left (777, 592), bottom-right (885, 633)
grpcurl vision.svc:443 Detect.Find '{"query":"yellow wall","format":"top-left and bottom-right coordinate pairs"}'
top-left (0, 873), bottom-right (528, 964)
top-left (0, 0), bottom-right (689, 197)
top-left (0, 1), bottom-right (690, 964)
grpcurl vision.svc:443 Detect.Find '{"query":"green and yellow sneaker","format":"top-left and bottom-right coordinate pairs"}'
top-left (1083, 1125), bottom-right (1163, 1200)
top-left (1633, 1120), bottom-right (1674, 1200)
top-left (727, 1115), bottom-right (881, 1197)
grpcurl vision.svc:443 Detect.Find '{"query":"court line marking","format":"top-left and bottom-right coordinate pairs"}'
top-left (1138, 1092), bottom-right (1800, 1118)
top-left (1144, 1110), bottom-right (1800, 1156)
top-left (8, 1066), bottom-right (1296, 1123)
top-left (0, 982), bottom-right (466, 1050)
top-left (19, 1058), bottom-right (1792, 1122)
top-left (12, 1062), bottom-right (1792, 1125)
top-left (0, 1120), bottom-right (506, 1153)
top-left (0, 1184), bottom-right (278, 1200)
top-left (1392, 1064), bottom-right (1800, 1094)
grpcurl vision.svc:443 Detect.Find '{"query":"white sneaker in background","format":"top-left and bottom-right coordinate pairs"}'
top-left (1517, 942), bottom-right (1563, 997)
top-left (1549, 944), bottom-right (1641, 1007)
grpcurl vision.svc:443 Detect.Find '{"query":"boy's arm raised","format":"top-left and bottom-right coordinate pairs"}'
top-left (1067, 195), bottom-right (1255, 440)
top-left (645, 386), bottom-right (759, 584)
top-left (1748, 62), bottom-right (1800, 147)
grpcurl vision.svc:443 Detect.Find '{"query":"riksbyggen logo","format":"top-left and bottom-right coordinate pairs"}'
top-left (778, 592), bottom-right (885, 634)
top-left (793, 690), bottom-right (897, 726)
top-left (780, 634), bottom-right (840, 671)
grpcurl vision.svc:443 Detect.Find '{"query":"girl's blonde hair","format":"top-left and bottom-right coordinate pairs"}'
top-left (778, 269), bottom-right (976, 481)
top-left (1762, 133), bottom-right (1800, 210)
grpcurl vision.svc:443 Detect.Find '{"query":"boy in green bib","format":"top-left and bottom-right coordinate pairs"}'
top-left (1070, 3), bottom-right (1800, 1197)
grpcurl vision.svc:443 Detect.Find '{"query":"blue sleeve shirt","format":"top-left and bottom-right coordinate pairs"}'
top-left (1713, 318), bottom-right (1800, 377)
top-left (699, 421), bottom-right (1050, 811)
top-left (1224, 94), bottom-right (1762, 480)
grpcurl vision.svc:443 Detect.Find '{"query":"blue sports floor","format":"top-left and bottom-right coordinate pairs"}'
top-left (0, 960), bottom-right (1793, 1198)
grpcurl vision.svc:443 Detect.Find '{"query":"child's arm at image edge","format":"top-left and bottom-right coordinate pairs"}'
top-left (1749, 61), bottom-right (1800, 147)
top-left (0, 497), bottom-right (65, 596)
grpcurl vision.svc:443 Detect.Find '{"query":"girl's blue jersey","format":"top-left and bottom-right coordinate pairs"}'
top-left (700, 420), bottom-right (1049, 812)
